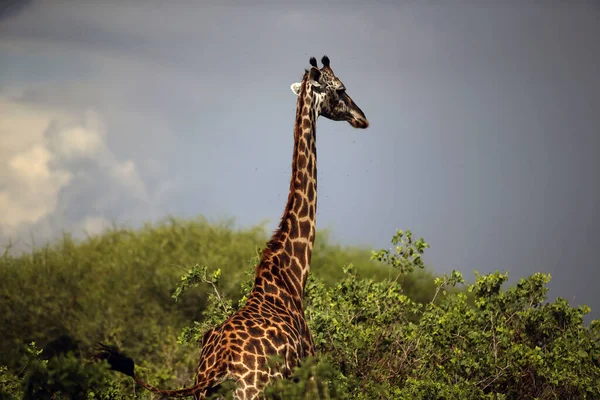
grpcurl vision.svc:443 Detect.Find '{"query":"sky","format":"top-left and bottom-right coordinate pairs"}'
top-left (1, 1), bottom-right (599, 319)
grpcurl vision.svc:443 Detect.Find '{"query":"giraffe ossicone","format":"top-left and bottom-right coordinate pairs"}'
top-left (95, 55), bottom-right (368, 399)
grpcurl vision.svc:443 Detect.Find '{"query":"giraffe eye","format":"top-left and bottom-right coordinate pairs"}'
top-left (336, 88), bottom-right (346, 96)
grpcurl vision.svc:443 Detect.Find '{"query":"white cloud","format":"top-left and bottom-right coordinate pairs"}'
top-left (0, 94), bottom-right (155, 248)
top-left (81, 216), bottom-right (110, 236)
top-left (55, 126), bottom-right (102, 158)
top-left (0, 97), bottom-right (71, 233)
top-left (3, 144), bottom-right (72, 228)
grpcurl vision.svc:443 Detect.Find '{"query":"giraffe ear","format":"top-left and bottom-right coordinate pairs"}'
top-left (290, 82), bottom-right (302, 96)
top-left (309, 67), bottom-right (321, 83)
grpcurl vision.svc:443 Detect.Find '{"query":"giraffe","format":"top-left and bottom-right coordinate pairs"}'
top-left (96, 55), bottom-right (368, 399)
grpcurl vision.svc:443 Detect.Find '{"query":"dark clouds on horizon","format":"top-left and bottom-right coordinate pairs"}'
top-left (1, 1), bottom-right (599, 319)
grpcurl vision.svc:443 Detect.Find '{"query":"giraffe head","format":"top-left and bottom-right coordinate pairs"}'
top-left (290, 55), bottom-right (369, 129)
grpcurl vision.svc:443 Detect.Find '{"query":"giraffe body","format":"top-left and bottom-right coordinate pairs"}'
top-left (97, 56), bottom-right (368, 399)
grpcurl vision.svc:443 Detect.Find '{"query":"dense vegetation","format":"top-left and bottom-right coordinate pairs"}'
top-left (1, 217), bottom-right (598, 399)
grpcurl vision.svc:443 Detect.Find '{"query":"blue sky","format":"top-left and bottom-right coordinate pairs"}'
top-left (1, 1), bottom-right (599, 318)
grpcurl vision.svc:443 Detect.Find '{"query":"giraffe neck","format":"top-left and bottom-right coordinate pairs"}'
top-left (253, 75), bottom-right (318, 309)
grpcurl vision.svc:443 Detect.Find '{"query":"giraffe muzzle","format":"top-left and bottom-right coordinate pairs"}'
top-left (349, 117), bottom-right (369, 129)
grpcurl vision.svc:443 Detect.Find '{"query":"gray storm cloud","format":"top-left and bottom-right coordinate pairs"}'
top-left (0, 1), bottom-right (598, 320)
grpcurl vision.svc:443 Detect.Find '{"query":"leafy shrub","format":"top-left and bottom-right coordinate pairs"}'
top-left (1, 222), bottom-right (598, 399)
top-left (176, 229), bottom-right (600, 399)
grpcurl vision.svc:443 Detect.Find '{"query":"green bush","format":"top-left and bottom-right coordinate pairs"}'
top-left (1, 221), bottom-right (598, 399)
top-left (273, 231), bottom-right (599, 399)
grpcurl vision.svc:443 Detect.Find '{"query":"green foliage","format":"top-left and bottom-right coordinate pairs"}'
top-left (294, 236), bottom-right (600, 399)
top-left (0, 217), bottom-right (264, 370)
top-left (370, 229), bottom-right (429, 275)
top-left (0, 365), bottom-right (23, 400)
top-left (1, 222), bottom-right (598, 399)
top-left (174, 265), bottom-right (235, 345)
top-left (0, 342), bottom-right (113, 400)
top-left (263, 357), bottom-right (349, 400)
top-left (177, 230), bottom-right (600, 399)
